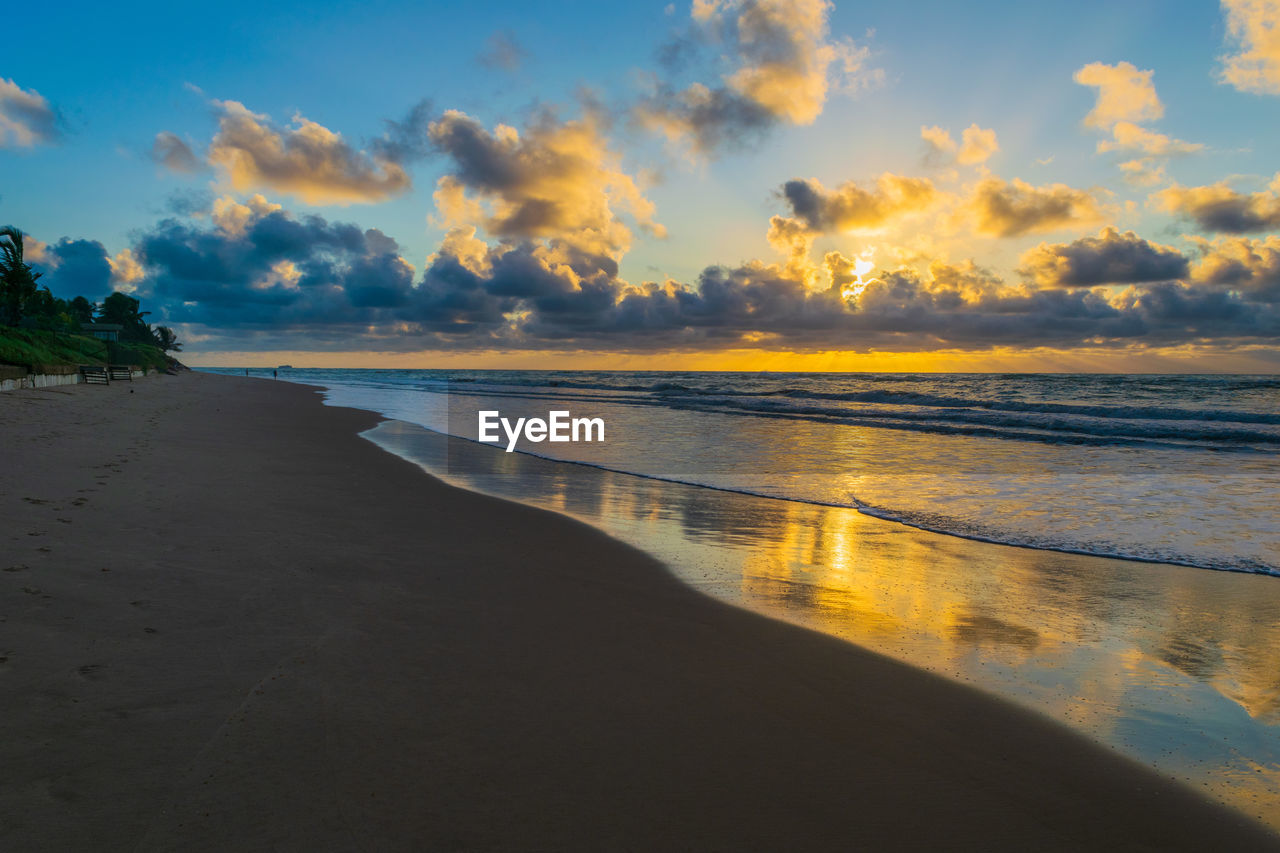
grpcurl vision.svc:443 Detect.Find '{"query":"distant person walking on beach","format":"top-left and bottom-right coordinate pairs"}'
top-left (273, 369), bottom-right (277, 379)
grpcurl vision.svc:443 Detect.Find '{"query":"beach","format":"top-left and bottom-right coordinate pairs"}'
top-left (2, 371), bottom-right (1277, 851)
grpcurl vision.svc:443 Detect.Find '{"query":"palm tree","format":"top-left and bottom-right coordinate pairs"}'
top-left (153, 325), bottom-right (182, 352)
top-left (0, 226), bottom-right (42, 327)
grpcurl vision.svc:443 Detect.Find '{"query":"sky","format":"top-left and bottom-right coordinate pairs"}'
top-left (4, 0), bottom-right (1280, 370)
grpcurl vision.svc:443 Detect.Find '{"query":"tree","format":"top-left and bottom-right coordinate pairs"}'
top-left (69, 296), bottom-right (95, 325)
top-left (153, 325), bottom-right (182, 352)
top-left (0, 226), bottom-right (43, 326)
top-left (97, 291), bottom-right (153, 343)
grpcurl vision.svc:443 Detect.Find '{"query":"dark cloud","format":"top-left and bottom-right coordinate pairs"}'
top-left (150, 132), bottom-right (206, 173)
top-left (163, 188), bottom-right (215, 217)
top-left (1155, 176), bottom-right (1280, 233)
top-left (31, 239), bottom-right (113, 299)
top-left (371, 99), bottom-right (435, 164)
top-left (105, 199), bottom-right (1280, 353)
top-left (1020, 227), bottom-right (1189, 286)
top-left (426, 109), bottom-right (663, 256)
top-left (634, 0), bottom-right (877, 156)
top-left (635, 83), bottom-right (776, 154)
top-left (133, 205), bottom-right (414, 329)
top-left (478, 31), bottom-right (527, 71)
top-left (778, 175), bottom-right (938, 232)
top-left (1192, 236), bottom-right (1280, 302)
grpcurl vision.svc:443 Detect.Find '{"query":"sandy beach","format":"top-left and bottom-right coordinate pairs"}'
top-left (2, 371), bottom-right (1277, 851)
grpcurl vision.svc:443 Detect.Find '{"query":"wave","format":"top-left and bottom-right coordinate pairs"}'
top-left (677, 397), bottom-right (1280, 448)
top-left (759, 389), bottom-right (1280, 425)
top-left (427, 383), bottom-right (1280, 451)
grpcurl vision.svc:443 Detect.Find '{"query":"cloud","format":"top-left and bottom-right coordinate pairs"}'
top-left (1219, 0), bottom-right (1280, 94)
top-left (133, 198), bottom-right (417, 329)
top-left (920, 124), bottom-right (999, 165)
top-left (1074, 61), bottom-right (1163, 129)
top-left (1191, 235), bottom-right (1280, 301)
top-left (920, 125), bottom-right (955, 160)
top-left (426, 109), bottom-right (663, 258)
top-left (965, 177), bottom-right (1105, 237)
top-left (27, 238), bottom-right (142, 298)
top-left (0, 77), bottom-right (62, 148)
top-left (211, 194), bottom-right (284, 237)
top-left (1117, 158), bottom-right (1168, 187)
top-left (195, 100), bottom-right (411, 205)
top-left (108, 194), bottom-right (1280, 353)
top-left (478, 31), bottom-right (527, 71)
top-left (107, 249), bottom-right (146, 291)
top-left (1090, 121), bottom-right (1202, 189)
top-left (151, 132), bottom-right (206, 173)
top-left (772, 174), bottom-right (939, 233)
top-left (1019, 227), bottom-right (1189, 286)
top-left (1097, 121), bottom-right (1203, 157)
top-left (371, 99), bottom-right (435, 165)
top-left (1153, 173), bottom-right (1280, 232)
top-left (957, 124), bottom-right (999, 165)
top-left (636, 0), bottom-right (879, 154)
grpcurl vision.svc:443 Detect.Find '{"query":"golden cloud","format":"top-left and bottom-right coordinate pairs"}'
top-left (107, 248), bottom-right (146, 290)
top-left (205, 100), bottom-right (410, 205)
top-left (966, 177), bottom-right (1105, 237)
top-left (211, 194), bottom-right (284, 237)
top-left (1073, 61), bottom-right (1163, 129)
top-left (775, 174), bottom-right (939, 234)
top-left (638, 0), bottom-right (879, 153)
top-left (1097, 121), bottom-right (1203, 156)
top-left (427, 109), bottom-right (664, 259)
top-left (1191, 235), bottom-right (1280, 300)
top-left (1219, 0), bottom-right (1280, 94)
top-left (920, 123), bottom-right (999, 165)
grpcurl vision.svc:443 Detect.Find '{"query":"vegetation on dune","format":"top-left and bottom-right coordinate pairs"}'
top-left (1, 227), bottom-right (182, 372)
top-left (0, 327), bottom-right (111, 371)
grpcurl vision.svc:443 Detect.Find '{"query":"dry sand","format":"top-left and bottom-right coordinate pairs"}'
top-left (1, 371), bottom-right (1276, 851)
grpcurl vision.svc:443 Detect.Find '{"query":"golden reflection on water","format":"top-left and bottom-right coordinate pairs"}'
top-left (369, 421), bottom-right (1280, 829)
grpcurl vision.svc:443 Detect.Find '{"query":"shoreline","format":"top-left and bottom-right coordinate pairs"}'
top-left (2, 371), bottom-right (1277, 850)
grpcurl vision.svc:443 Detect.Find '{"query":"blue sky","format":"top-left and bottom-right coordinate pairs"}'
top-left (5, 0), bottom-right (1280, 368)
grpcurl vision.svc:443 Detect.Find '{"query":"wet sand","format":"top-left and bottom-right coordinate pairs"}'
top-left (1, 371), bottom-right (1276, 851)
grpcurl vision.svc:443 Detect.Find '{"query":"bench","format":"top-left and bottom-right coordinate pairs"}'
top-left (108, 365), bottom-right (133, 381)
top-left (80, 366), bottom-right (109, 385)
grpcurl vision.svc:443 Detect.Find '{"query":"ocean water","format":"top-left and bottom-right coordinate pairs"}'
top-left (219, 369), bottom-right (1280, 576)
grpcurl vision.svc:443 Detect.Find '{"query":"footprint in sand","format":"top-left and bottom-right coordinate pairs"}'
top-left (3, 565), bottom-right (27, 573)
top-left (77, 664), bottom-right (104, 679)
top-left (21, 586), bottom-right (42, 595)
top-left (22, 497), bottom-right (49, 505)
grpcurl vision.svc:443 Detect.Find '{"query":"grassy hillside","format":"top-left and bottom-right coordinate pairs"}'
top-left (0, 328), bottom-right (170, 372)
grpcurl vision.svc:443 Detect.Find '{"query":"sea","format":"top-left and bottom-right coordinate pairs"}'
top-left (220, 369), bottom-right (1279, 576)
top-left (206, 367), bottom-right (1280, 825)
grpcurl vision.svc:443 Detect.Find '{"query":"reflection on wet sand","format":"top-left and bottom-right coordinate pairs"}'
top-left (368, 420), bottom-right (1280, 829)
